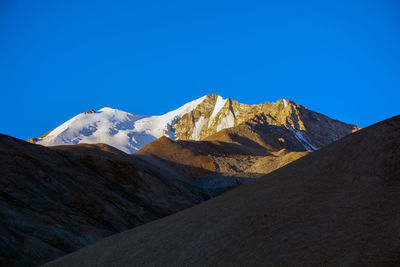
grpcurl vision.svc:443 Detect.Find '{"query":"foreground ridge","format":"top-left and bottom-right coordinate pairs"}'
top-left (0, 135), bottom-right (209, 266)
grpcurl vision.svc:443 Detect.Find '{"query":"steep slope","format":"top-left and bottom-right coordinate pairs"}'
top-left (46, 115), bottom-right (400, 266)
top-left (135, 135), bottom-right (274, 181)
top-left (245, 149), bottom-right (311, 173)
top-left (0, 135), bottom-right (208, 266)
top-left (28, 94), bottom-right (359, 153)
top-left (136, 133), bottom-right (309, 183)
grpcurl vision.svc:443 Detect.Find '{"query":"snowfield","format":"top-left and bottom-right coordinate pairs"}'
top-left (36, 96), bottom-right (207, 153)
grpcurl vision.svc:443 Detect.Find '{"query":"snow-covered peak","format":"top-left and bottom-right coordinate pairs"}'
top-left (35, 96), bottom-right (208, 153)
top-left (98, 106), bottom-right (113, 111)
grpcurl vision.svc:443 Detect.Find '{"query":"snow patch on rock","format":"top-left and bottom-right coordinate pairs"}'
top-left (216, 110), bottom-right (235, 132)
top-left (191, 116), bottom-right (207, 140)
top-left (288, 125), bottom-right (318, 151)
top-left (283, 99), bottom-right (289, 107)
top-left (208, 95), bottom-right (227, 127)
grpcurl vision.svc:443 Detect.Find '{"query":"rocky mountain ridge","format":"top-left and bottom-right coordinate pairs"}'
top-left (134, 95), bottom-right (359, 185)
top-left (28, 94), bottom-right (359, 153)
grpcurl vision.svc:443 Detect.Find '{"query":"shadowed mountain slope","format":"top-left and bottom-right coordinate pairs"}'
top-left (46, 115), bottom-right (400, 266)
top-left (0, 135), bottom-right (208, 266)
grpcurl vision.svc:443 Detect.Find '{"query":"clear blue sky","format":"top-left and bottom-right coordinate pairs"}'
top-left (1, 0), bottom-right (399, 140)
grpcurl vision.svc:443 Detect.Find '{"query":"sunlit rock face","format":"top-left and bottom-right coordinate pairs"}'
top-left (174, 94), bottom-right (359, 151)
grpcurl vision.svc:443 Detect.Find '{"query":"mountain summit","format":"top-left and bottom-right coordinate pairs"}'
top-left (28, 94), bottom-right (359, 153)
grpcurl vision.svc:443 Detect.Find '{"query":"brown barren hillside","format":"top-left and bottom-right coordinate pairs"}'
top-left (135, 120), bottom-right (315, 182)
top-left (45, 115), bottom-right (400, 266)
top-left (136, 134), bottom-right (311, 182)
top-left (135, 134), bottom-right (276, 181)
top-left (0, 136), bottom-right (208, 266)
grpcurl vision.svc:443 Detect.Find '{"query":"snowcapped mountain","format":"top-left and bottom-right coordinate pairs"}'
top-left (30, 96), bottom-right (207, 153)
top-left (28, 94), bottom-right (360, 153)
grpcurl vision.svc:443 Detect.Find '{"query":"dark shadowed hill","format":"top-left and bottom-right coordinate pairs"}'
top-left (45, 115), bottom-right (400, 266)
top-left (0, 136), bottom-right (209, 266)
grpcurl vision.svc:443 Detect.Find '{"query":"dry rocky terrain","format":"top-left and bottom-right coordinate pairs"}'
top-left (45, 115), bottom-right (400, 266)
top-left (0, 95), bottom-right (363, 266)
top-left (0, 136), bottom-right (208, 266)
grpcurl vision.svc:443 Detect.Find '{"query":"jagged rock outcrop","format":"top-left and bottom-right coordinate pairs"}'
top-left (174, 94), bottom-right (359, 151)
